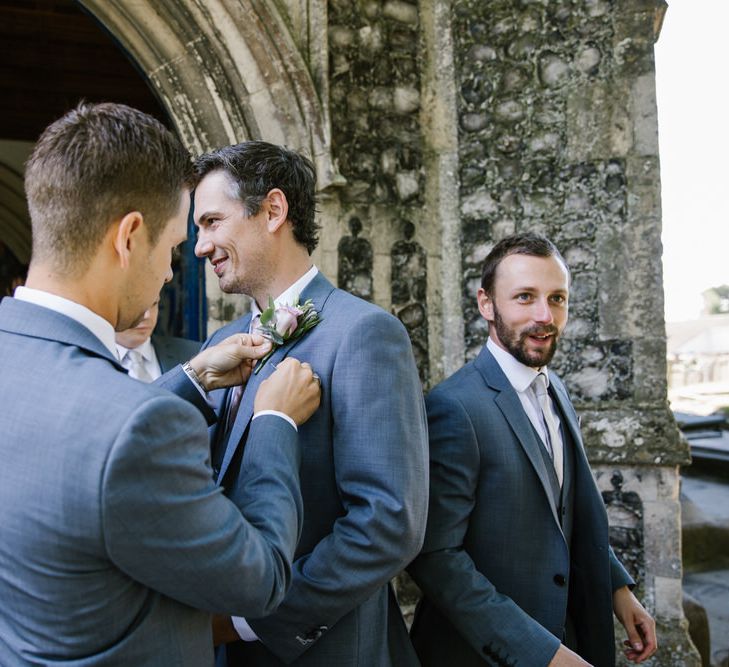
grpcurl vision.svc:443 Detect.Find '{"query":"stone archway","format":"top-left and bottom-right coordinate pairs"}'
top-left (78, 0), bottom-right (343, 330)
top-left (78, 0), bottom-right (340, 190)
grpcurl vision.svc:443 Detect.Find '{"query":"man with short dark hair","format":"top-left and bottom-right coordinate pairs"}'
top-left (168, 140), bottom-right (429, 666)
top-left (409, 233), bottom-right (657, 666)
top-left (0, 103), bottom-right (321, 666)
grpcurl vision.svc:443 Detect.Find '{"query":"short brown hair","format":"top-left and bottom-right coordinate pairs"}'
top-left (480, 232), bottom-right (570, 294)
top-left (25, 102), bottom-right (192, 274)
top-left (194, 141), bottom-right (319, 254)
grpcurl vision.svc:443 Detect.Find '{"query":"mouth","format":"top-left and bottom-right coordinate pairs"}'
top-left (525, 330), bottom-right (557, 347)
top-left (211, 255), bottom-right (228, 276)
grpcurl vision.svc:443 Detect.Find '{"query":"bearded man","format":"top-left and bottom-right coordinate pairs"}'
top-left (408, 233), bottom-right (657, 667)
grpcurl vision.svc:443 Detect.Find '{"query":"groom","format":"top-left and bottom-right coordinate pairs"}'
top-left (175, 141), bottom-right (429, 666)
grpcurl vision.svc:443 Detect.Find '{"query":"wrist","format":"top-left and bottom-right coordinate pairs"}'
top-left (183, 360), bottom-right (209, 392)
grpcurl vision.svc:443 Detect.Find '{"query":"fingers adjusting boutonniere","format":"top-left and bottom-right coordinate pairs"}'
top-left (253, 296), bottom-right (321, 374)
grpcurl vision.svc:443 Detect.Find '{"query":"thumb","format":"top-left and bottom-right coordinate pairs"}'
top-left (236, 337), bottom-right (272, 360)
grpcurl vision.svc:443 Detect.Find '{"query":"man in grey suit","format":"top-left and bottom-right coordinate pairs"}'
top-left (116, 301), bottom-right (201, 380)
top-left (167, 140), bottom-right (429, 666)
top-left (0, 103), bottom-right (321, 666)
top-left (408, 233), bottom-right (657, 666)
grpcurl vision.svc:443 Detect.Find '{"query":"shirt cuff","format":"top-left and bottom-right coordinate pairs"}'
top-left (232, 616), bottom-right (260, 642)
top-left (253, 410), bottom-right (298, 431)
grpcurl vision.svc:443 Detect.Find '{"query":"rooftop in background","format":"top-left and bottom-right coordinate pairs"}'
top-left (666, 315), bottom-right (729, 356)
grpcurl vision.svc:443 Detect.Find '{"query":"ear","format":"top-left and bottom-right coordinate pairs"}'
top-left (264, 188), bottom-right (289, 233)
top-left (477, 287), bottom-right (494, 322)
top-left (112, 211), bottom-right (145, 269)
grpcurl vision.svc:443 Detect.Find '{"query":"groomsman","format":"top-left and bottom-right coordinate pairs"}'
top-left (0, 102), bottom-right (320, 666)
top-left (408, 233), bottom-right (657, 666)
top-left (116, 301), bottom-right (200, 381)
top-left (166, 140), bottom-right (429, 666)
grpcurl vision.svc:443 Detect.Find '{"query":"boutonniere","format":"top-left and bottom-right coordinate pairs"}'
top-left (253, 296), bottom-right (321, 374)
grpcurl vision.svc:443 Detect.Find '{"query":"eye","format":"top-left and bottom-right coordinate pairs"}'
top-left (550, 294), bottom-right (567, 305)
top-left (515, 293), bottom-right (533, 302)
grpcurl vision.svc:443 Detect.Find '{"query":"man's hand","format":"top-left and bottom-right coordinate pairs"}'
top-left (255, 358), bottom-right (321, 426)
top-left (188, 333), bottom-right (272, 391)
top-left (548, 644), bottom-right (593, 666)
top-left (613, 586), bottom-right (657, 663)
top-left (212, 614), bottom-right (240, 646)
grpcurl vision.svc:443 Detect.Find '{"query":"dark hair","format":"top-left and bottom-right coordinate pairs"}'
top-left (480, 232), bottom-right (570, 293)
top-left (25, 102), bottom-right (192, 275)
top-left (194, 141), bottom-right (319, 254)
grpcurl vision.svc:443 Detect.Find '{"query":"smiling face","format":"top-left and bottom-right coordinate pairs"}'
top-left (193, 170), bottom-right (273, 298)
top-left (477, 252), bottom-right (570, 368)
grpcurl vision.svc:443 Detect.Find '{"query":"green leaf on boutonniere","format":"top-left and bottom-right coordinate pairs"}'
top-left (259, 296), bottom-right (276, 326)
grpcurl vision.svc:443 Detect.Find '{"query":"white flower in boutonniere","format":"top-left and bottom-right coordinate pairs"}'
top-left (253, 296), bottom-right (321, 374)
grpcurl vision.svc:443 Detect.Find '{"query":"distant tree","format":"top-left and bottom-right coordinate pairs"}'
top-left (702, 285), bottom-right (729, 315)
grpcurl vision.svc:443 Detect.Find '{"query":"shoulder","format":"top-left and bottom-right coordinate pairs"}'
top-left (428, 361), bottom-right (482, 402)
top-left (323, 289), bottom-right (405, 332)
top-left (153, 334), bottom-right (201, 355)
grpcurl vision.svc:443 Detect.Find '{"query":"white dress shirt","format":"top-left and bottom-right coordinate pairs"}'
top-left (233, 264), bottom-right (318, 642)
top-left (14, 286), bottom-right (119, 360)
top-left (486, 337), bottom-right (564, 485)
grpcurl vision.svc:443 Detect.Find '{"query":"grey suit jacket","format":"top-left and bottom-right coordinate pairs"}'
top-left (0, 297), bottom-right (304, 666)
top-left (171, 272), bottom-right (429, 666)
top-left (408, 346), bottom-right (633, 667)
top-left (152, 333), bottom-right (201, 373)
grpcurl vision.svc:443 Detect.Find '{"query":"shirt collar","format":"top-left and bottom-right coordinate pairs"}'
top-left (14, 286), bottom-right (120, 360)
top-left (486, 337), bottom-right (549, 393)
top-left (250, 265), bottom-right (319, 320)
top-left (116, 336), bottom-right (156, 363)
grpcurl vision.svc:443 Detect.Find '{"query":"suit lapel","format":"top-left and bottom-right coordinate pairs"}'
top-left (217, 273), bottom-right (335, 481)
top-left (475, 347), bottom-right (561, 528)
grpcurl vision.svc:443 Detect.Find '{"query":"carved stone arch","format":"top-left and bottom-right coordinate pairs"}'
top-left (78, 0), bottom-right (341, 190)
top-left (0, 162), bottom-right (31, 265)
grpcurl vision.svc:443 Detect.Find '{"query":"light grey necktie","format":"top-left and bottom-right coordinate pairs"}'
top-left (532, 372), bottom-right (564, 486)
top-left (123, 348), bottom-right (154, 383)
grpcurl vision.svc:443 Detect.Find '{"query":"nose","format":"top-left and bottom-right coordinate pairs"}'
top-left (533, 297), bottom-right (554, 324)
top-left (194, 231), bottom-right (213, 258)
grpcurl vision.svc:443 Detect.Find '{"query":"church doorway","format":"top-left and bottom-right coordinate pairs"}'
top-left (0, 0), bottom-right (205, 339)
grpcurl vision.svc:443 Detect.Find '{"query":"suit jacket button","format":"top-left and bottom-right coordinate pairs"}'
top-left (553, 574), bottom-right (566, 586)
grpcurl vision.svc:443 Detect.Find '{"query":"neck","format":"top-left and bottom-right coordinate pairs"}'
top-left (26, 262), bottom-right (119, 327)
top-left (252, 246), bottom-right (313, 308)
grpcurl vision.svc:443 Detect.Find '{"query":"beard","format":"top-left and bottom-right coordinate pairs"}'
top-left (492, 304), bottom-right (560, 368)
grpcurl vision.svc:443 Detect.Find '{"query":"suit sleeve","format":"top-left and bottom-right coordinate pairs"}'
top-left (407, 390), bottom-right (561, 667)
top-left (155, 363), bottom-right (218, 425)
top-left (101, 396), bottom-right (303, 618)
top-left (248, 310), bottom-right (429, 662)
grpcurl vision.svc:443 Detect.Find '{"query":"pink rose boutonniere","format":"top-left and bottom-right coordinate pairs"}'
top-left (253, 296), bottom-right (321, 374)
